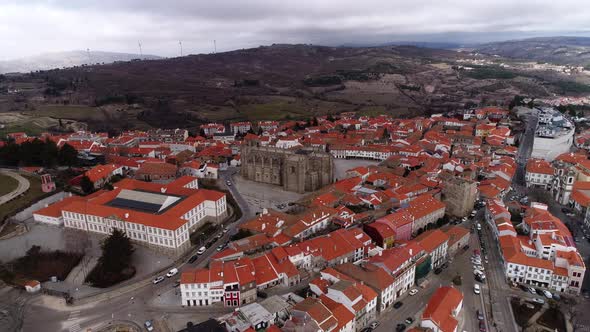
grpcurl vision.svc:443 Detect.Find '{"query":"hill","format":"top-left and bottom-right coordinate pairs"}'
top-left (475, 36), bottom-right (590, 66)
top-left (1, 43), bottom-right (589, 133)
top-left (0, 50), bottom-right (162, 74)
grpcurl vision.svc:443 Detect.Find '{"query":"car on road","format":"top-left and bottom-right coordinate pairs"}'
top-left (188, 255), bottom-right (198, 263)
top-left (434, 268), bottom-right (443, 275)
top-left (166, 268), bottom-right (178, 278)
top-left (173, 280), bottom-right (180, 288)
top-left (528, 287), bottom-right (537, 295)
top-left (477, 309), bottom-right (484, 320)
top-left (197, 246), bottom-right (207, 255)
top-left (226, 180), bottom-right (232, 186)
top-left (542, 290), bottom-right (553, 299)
top-left (144, 320), bottom-right (154, 331)
top-left (152, 276), bottom-right (165, 284)
top-left (360, 328), bottom-right (372, 332)
top-left (479, 320), bottom-right (486, 332)
top-left (216, 244), bottom-right (225, 251)
top-left (409, 289), bottom-right (418, 296)
top-left (396, 323), bottom-right (406, 332)
top-left (532, 298), bottom-right (545, 304)
top-left (405, 317), bottom-right (414, 325)
top-left (474, 284), bottom-right (481, 294)
top-left (369, 322), bottom-right (379, 329)
top-left (393, 301), bottom-right (403, 309)
top-left (222, 227), bottom-right (229, 233)
top-left (477, 223), bottom-right (482, 230)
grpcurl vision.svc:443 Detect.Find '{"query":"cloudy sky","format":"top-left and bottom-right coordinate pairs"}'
top-left (1, 0), bottom-right (590, 60)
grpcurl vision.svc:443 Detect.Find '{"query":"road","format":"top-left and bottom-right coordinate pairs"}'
top-left (375, 214), bottom-right (497, 332)
top-left (21, 168), bottom-right (255, 332)
top-left (513, 109), bottom-right (538, 187)
top-left (0, 169), bottom-right (30, 205)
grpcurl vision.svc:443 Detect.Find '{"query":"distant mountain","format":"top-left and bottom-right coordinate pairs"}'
top-left (475, 36), bottom-right (590, 66)
top-left (340, 41), bottom-right (464, 50)
top-left (0, 50), bottom-right (162, 74)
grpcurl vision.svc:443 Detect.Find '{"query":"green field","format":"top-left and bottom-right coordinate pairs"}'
top-left (0, 173), bottom-right (19, 197)
top-left (0, 174), bottom-right (45, 222)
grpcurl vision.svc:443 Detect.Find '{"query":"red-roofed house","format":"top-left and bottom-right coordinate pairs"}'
top-left (421, 287), bottom-right (463, 332)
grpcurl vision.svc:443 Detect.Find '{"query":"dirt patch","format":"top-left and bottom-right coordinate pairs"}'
top-left (511, 297), bottom-right (541, 328)
top-left (537, 307), bottom-right (566, 332)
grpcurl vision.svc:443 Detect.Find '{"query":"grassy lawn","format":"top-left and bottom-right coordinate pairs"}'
top-left (0, 174), bottom-right (46, 222)
top-left (0, 173), bottom-right (19, 197)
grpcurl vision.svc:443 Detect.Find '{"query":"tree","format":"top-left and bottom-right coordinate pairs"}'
top-left (40, 138), bottom-right (58, 167)
top-left (98, 229), bottom-right (134, 273)
top-left (80, 175), bottom-right (94, 194)
top-left (58, 143), bottom-right (78, 166)
top-left (327, 114), bottom-right (335, 122)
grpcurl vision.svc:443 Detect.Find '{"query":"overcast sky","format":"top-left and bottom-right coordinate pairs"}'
top-left (1, 0), bottom-right (590, 60)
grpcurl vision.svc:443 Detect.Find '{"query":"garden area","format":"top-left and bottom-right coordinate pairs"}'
top-left (0, 245), bottom-right (82, 285)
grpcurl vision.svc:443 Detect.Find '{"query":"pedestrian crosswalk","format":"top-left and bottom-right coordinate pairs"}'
top-left (67, 310), bottom-right (81, 332)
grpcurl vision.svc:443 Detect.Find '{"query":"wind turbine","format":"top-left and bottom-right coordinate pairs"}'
top-left (179, 41), bottom-right (183, 57)
top-left (138, 41), bottom-right (143, 58)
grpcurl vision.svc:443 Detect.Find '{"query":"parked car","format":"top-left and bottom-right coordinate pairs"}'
top-left (528, 287), bottom-right (537, 295)
top-left (477, 309), bottom-right (484, 320)
top-left (542, 290), bottom-right (553, 299)
top-left (166, 268), bottom-right (178, 278)
top-left (152, 276), bottom-right (165, 284)
top-left (434, 268), bottom-right (443, 275)
top-left (532, 298), bottom-right (545, 304)
top-left (188, 255), bottom-right (198, 263)
top-left (144, 320), bottom-right (154, 331)
top-left (474, 284), bottom-right (481, 294)
top-left (409, 289), bottom-right (418, 296)
top-left (226, 181), bottom-right (232, 186)
top-left (479, 320), bottom-right (486, 332)
top-left (396, 323), bottom-right (406, 332)
top-left (369, 322), bottom-right (379, 329)
top-left (393, 301), bottom-right (403, 309)
top-left (197, 246), bottom-right (206, 255)
top-left (216, 244), bottom-right (225, 251)
top-left (405, 317), bottom-right (414, 325)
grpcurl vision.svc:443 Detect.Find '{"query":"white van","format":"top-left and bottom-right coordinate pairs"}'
top-left (197, 246), bottom-right (206, 255)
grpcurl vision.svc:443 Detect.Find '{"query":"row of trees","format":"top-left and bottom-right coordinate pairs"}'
top-left (0, 139), bottom-right (78, 167)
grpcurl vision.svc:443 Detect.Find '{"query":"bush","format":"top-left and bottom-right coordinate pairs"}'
top-left (0, 245), bottom-right (82, 283)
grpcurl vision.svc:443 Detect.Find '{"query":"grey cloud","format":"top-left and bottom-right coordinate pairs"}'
top-left (1, 0), bottom-right (589, 59)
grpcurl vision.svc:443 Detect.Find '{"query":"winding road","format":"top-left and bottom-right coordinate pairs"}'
top-left (0, 169), bottom-right (30, 205)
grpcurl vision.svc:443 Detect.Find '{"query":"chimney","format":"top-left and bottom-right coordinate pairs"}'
top-left (409, 249), bottom-right (413, 256)
top-left (124, 213), bottom-right (129, 219)
top-left (379, 251), bottom-right (382, 256)
top-left (262, 223), bottom-right (266, 231)
top-left (262, 208), bottom-right (268, 215)
top-left (160, 187), bottom-right (167, 193)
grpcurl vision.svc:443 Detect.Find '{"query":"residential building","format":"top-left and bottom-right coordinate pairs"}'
top-left (415, 230), bottom-right (449, 269)
top-left (420, 287), bottom-right (464, 332)
top-left (525, 158), bottom-right (554, 189)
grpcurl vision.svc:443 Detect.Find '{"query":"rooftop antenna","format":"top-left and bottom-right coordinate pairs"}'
top-left (179, 40), bottom-right (183, 57)
top-left (214, 40), bottom-right (217, 54)
top-left (138, 41), bottom-right (143, 58)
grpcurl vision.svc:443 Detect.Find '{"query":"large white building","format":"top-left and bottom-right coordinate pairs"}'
top-left (34, 176), bottom-right (227, 254)
top-left (531, 108), bottom-right (574, 161)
